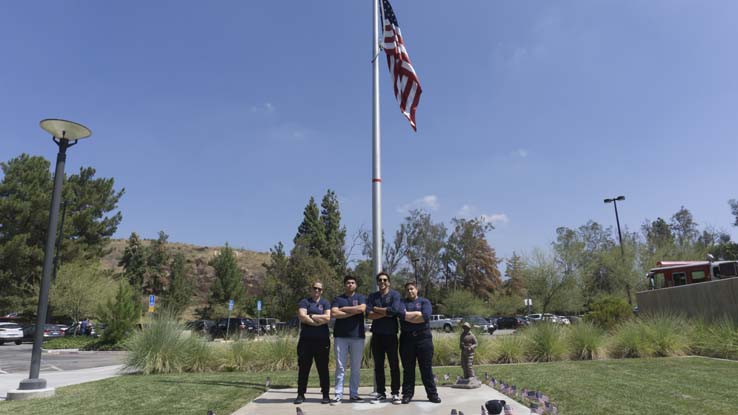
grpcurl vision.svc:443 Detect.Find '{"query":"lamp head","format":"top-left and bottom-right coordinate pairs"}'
top-left (40, 119), bottom-right (92, 140)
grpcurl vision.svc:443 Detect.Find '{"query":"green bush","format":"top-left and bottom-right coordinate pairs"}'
top-left (642, 313), bottom-right (691, 357)
top-left (98, 280), bottom-right (140, 345)
top-left (521, 322), bottom-right (567, 362)
top-left (491, 334), bottom-right (525, 363)
top-left (125, 315), bottom-right (206, 374)
top-left (567, 321), bottom-right (606, 360)
top-left (608, 319), bottom-right (655, 358)
top-left (43, 336), bottom-right (97, 350)
top-left (586, 295), bottom-right (633, 330)
top-left (691, 317), bottom-right (738, 360)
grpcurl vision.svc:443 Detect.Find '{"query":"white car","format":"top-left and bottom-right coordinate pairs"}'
top-left (0, 322), bottom-right (24, 345)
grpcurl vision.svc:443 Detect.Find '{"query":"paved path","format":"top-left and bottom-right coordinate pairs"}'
top-left (0, 343), bottom-right (126, 373)
top-left (0, 364), bottom-right (125, 400)
top-left (232, 386), bottom-right (530, 415)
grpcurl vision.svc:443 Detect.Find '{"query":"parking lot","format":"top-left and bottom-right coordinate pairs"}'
top-left (0, 343), bottom-right (126, 374)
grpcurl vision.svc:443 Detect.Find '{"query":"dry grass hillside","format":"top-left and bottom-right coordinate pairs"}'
top-left (102, 239), bottom-right (271, 315)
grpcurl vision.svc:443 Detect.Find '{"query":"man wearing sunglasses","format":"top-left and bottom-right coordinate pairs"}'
top-left (367, 272), bottom-right (402, 404)
top-left (295, 281), bottom-right (332, 405)
top-left (329, 275), bottom-right (367, 405)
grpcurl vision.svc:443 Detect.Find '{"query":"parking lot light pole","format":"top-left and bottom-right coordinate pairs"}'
top-left (604, 195), bottom-right (632, 305)
top-left (14, 119), bottom-right (92, 397)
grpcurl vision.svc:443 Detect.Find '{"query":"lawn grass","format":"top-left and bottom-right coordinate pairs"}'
top-left (1, 357), bottom-right (736, 415)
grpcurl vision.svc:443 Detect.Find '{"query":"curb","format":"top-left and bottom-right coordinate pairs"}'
top-left (43, 348), bottom-right (81, 354)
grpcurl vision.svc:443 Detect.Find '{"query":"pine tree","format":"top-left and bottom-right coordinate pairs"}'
top-left (119, 232), bottom-right (147, 292)
top-left (99, 280), bottom-right (140, 344)
top-left (262, 242), bottom-right (293, 321)
top-left (208, 243), bottom-right (245, 308)
top-left (294, 197), bottom-right (326, 257)
top-left (161, 253), bottom-right (193, 316)
top-left (504, 252), bottom-right (526, 296)
top-left (320, 189), bottom-right (347, 277)
top-left (145, 231), bottom-right (170, 295)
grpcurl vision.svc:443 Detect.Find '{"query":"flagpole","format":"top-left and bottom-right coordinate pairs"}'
top-left (372, 0), bottom-right (383, 279)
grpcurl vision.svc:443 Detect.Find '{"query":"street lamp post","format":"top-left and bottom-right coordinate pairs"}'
top-left (604, 195), bottom-right (632, 305)
top-left (10, 119), bottom-right (92, 400)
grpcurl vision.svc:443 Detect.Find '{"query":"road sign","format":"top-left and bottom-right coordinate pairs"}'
top-left (148, 306), bottom-right (155, 313)
top-left (257, 300), bottom-right (262, 311)
top-left (228, 299), bottom-right (234, 311)
top-left (149, 295), bottom-right (155, 307)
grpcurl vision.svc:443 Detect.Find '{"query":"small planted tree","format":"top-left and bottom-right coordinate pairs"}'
top-left (99, 280), bottom-right (140, 345)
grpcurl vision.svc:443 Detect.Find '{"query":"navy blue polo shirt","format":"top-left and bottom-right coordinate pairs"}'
top-left (366, 289), bottom-right (402, 335)
top-left (298, 297), bottom-right (331, 339)
top-left (398, 296), bottom-right (432, 333)
top-left (331, 293), bottom-right (366, 338)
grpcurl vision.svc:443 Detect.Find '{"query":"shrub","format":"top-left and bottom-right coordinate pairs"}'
top-left (608, 319), bottom-right (654, 358)
top-left (521, 322), bottom-right (567, 362)
top-left (567, 321), bottom-right (606, 360)
top-left (642, 313), bottom-right (691, 357)
top-left (586, 295), bottom-right (633, 330)
top-left (691, 317), bottom-right (738, 360)
top-left (125, 314), bottom-right (206, 374)
top-left (43, 336), bottom-right (97, 350)
top-left (432, 333), bottom-right (460, 366)
top-left (491, 334), bottom-right (525, 363)
top-left (98, 280), bottom-right (139, 345)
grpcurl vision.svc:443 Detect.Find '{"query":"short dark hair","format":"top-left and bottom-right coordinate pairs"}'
top-left (343, 275), bottom-right (357, 284)
top-left (404, 281), bottom-right (417, 289)
top-left (376, 271), bottom-right (390, 282)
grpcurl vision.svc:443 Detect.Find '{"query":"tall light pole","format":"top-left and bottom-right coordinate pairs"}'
top-left (604, 195), bottom-right (632, 305)
top-left (9, 119), bottom-right (92, 400)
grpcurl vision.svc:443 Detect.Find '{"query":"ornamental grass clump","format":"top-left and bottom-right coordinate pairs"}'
top-left (522, 322), bottom-right (567, 362)
top-left (641, 313), bottom-right (691, 357)
top-left (608, 319), bottom-right (654, 358)
top-left (432, 333), bottom-right (460, 366)
top-left (691, 317), bottom-right (738, 360)
top-left (491, 333), bottom-right (526, 363)
top-left (566, 321), bottom-right (606, 360)
top-left (125, 315), bottom-right (206, 374)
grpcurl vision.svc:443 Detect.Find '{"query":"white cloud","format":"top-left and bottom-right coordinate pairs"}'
top-left (250, 102), bottom-right (276, 113)
top-left (515, 148), bottom-right (528, 158)
top-left (457, 204), bottom-right (509, 225)
top-left (397, 195), bottom-right (439, 213)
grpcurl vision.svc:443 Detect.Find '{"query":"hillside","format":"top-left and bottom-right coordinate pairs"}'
top-left (102, 239), bottom-right (271, 314)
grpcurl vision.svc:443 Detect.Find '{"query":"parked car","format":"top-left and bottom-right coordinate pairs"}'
top-left (463, 315), bottom-right (496, 335)
top-left (210, 318), bottom-right (261, 339)
top-left (429, 314), bottom-right (460, 332)
top-left (0, 322), bottom-right (24, 345)
top-left (23, 324), bottom-right (65, 341)
top-left (185, 319), bottom-right (215, 336)
top-left (495, 316), bottom-right (522, 329)
top-left (257, 318), bottom-right (278, 334)
top-left (64, 321), bottom-right (97, 337)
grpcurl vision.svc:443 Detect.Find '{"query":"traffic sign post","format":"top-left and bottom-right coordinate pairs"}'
top-left (149, 295), bottom-right (156, 314)
top-left (256, 300), bottom-right (262, 335)
top-left (226, 299), bottom-right (234, 340)
top-left (524, 298), bottom-right (532, 316)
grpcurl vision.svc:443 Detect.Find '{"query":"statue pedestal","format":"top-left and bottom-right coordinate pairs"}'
top-left (451, 377), bottom-right (482, 389)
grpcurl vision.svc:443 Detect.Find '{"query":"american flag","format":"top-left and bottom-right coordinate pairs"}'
top-left (381, 0), bottom-right (422, 131)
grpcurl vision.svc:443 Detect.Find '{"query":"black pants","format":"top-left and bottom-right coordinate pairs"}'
top-left (297, 337), bottom-right (330, 396)
top-left (399, 332), bottom-right (438, 398)
top-left (371, 333), bottom-right (401, 395)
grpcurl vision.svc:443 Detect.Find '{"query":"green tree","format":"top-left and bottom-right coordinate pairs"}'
top-left (262, 242), bottom-right (293, 321)
top-left (208, 244), bottom-right (245, 313)
top-left (0, 154), bottom-right (123, 314)
top-left (671, 206), bottom-right (699, 247)
top-left (294, 197), bottom-right (326, 257)
top-left (523, 250), bottom-right (580, 314)
top-left (160, 253), bottom-right (193, 317)
top-left (99, 280), bottom-right (140, 344)
top-left (503, 252), bottom-right (526, 296)
top-left (403, 209), bottom-right (447, 297)
top-left (50, 260), bottom-right (116, 324)
top-left (439, 289), bottom-right (487, 317)
top-left (445, 217), bottom-right (501, 298)
top-left (119, 232), bottom-right (147, 292)
top-left (145, 231), bottom-right (170, 295)
top-left (320, 189), bottom-right (347, 277)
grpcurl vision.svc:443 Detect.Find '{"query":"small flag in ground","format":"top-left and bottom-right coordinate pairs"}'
top-left (381, 0), bottom-right (422, 131)
top-left (265, 376), bottom-right (271, 388)
top-left (444, 373), bottom-right (450, 381)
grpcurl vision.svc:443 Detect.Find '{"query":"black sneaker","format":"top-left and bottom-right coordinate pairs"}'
top-left (370, 393), bottom-right (386, 404)
top-left (350, 396), bottom-right (364, 402)
top-left (401, 395), bottom-right (413, 404)
top-left (321, 394), bottom-right (331, 404)
top-left (293, 394), bottom-right (305, 404)
top-left (428, 395), bottom-right (442, 403)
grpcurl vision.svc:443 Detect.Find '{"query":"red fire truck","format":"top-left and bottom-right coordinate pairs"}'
top-left (646, 260), bottom-right (738, 290)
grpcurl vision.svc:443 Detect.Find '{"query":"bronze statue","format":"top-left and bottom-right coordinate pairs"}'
top-left (452, 321), bottom-right (481, 389)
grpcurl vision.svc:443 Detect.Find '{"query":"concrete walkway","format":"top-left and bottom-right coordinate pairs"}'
top-left (232, 386), bottom-right (530, 415)
top-left (0, 365), bottom-right (124, 400)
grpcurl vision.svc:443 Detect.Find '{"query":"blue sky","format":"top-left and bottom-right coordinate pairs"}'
top-left (3, 1), bottom-right (738, 265)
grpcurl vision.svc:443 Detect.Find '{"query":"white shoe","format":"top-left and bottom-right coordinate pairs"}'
top-left (330, 397), bottom-right (342, 405)
top-left (391, 394), bottom-right (401, 404)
